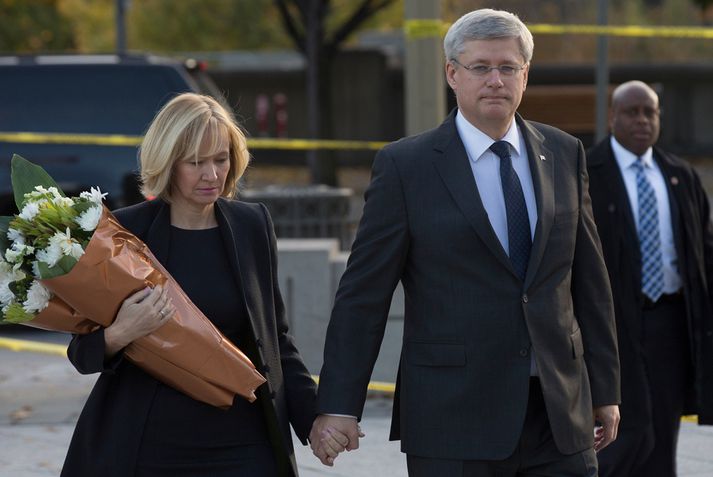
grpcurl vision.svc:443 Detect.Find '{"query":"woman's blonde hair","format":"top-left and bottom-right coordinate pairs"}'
top-left (139, 92), bottom-right (249, 201)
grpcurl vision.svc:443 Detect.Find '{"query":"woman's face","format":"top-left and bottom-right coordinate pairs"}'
top-left (171, 124), bottom-right (230, 211)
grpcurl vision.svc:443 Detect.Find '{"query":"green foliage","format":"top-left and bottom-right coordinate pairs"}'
top-left (37, 255), bottom-right (77, 279)
top-left (11, 155), bottom-right (63, 211)
top-left (0, 0), bottom-right (75, 53)
top-left (691, 0), bottom-right (713, 11)
top-left (129, 0), bottom-right (292, 52)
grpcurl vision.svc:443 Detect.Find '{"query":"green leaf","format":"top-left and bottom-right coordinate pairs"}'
top-left (2, 303), bottom-right (33, 324)
top-left (73, 201), bottom-right (94, 215)
top-left (0, 216), bottom-right (12, 256)
top-left (11, 154), bottom-right (65, 210)
top-left (37, 255), bottom-right (78, 279)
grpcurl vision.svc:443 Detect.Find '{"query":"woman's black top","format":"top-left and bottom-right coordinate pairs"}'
top-left (135, 226), bottom-right (275, 475)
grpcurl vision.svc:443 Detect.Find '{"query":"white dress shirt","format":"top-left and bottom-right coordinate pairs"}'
top-left (455, 111), bottom-right (539, 375)
top-left (455, 111), bottom-right (538, 248)
top-left (611, 136), bottom-right (682, 294)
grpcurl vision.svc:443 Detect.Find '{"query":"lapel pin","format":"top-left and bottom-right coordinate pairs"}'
top-left (671, 176), bottom-right (679, 186)
top-left (539, 154), bottom-right (546, 161)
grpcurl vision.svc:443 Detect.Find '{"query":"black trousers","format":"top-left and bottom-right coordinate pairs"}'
top-left (598, 297), bottom-right (689, 477)
top-left (407, 379), bottom-right (597, 477)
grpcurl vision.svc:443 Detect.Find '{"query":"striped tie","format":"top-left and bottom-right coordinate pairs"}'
top-left (633, 158), bottom-right (664, 302)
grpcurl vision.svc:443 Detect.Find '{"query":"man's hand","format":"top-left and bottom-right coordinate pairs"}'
top-left (593, 405), bottom-right (620, 452)
top-left (309, 415), bottom-right (362, 466)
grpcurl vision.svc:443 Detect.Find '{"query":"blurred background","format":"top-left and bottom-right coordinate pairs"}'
top-left (2, 0), bottom-right (713, 248)
top-left (3, 3), bottom-right (713, 474)
top-left (2, 1), bottom-right (713, 224)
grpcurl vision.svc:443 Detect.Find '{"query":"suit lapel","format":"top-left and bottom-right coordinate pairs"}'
top-left (215, 199), bottom-right (258, 329)
top-left (597, 142), bottom-right (641, 268)
top-left (653, 149), bottom-right (686, 264)
top-left (144, 200), bottom-right (172, 265)
top-left (517, 117), bottom-right (554, 289)
top-left (431, 112), bottom-right (517, 277)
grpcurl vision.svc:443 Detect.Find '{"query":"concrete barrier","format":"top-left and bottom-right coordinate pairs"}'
top-left (277, 239), bottom-right (403, 382)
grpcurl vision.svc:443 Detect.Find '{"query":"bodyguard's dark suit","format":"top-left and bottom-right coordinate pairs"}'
top-left (61, 198), bottom-right (316, 477)
top-left (587, 139), bottom-right (713, 468)
top-left (318, 110), bottom-right (620, 460)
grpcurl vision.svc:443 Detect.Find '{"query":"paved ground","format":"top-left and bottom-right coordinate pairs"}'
top-left (1, 330), bottom-right (712, 476)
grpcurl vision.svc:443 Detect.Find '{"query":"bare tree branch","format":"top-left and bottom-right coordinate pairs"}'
top-left (326, 0), bottom-right (395, 56)
top-left (274, 0), bottom-right (306, 54)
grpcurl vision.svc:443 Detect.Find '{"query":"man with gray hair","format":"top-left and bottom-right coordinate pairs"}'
top-left (310, 8), bottom-right (621, 476)
top-left (587, 80), bottom-right (713, 477)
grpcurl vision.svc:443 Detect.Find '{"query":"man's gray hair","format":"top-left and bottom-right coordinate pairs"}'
top-left (444, 9), bottom-right (534, 64)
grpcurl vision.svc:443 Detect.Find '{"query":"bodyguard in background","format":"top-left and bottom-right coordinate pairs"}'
top-left (587, 80), bottom-right (713, 477)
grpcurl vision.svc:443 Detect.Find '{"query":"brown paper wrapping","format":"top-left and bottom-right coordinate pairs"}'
top-left (25, 297), bottom-right (98, 334)
top-left (38, 207), bottom-right (266, 408)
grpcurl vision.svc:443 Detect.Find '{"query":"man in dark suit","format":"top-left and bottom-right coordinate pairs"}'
top-left (310, 8), bottom-right (621, 476)
top-left (587, 80), bottom-right (713, 477)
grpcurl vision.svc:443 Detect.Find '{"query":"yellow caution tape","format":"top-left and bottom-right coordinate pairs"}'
top-left (311, 374), bottom-right (395, 394)
top-left (404, 19), bottom-right (713, 40)
top-left (0, 132), bottom-right (141, 146)
top-left (529, 23), bottom-right (713, 39)
top-left (0, 337), bottom-right (397, 393)
top-left (0, 336), bottom-right (67, 357)
top-left (248, 138), bottom-right (389, 151)
top-left (404, 19), bottom-right (448, 39)
top-left (0, 132), bottom-right (389, 152)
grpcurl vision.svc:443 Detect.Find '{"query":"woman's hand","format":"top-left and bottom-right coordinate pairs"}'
top-left (104, 284), bottom-right (175, 358)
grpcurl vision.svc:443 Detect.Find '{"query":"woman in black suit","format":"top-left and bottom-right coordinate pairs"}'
top-left (61, 93), bottom-right (345, 476)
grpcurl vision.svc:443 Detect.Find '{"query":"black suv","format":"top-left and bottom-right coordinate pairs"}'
top-left (0, 54), bottom-right (224, 214)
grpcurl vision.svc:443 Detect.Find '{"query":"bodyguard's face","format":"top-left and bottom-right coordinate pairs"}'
top-left (610, 87), bottom-right (660, 156)
top-left (445, 37), bottom-right (528, 139)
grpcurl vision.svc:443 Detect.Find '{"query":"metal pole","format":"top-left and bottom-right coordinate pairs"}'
top-left (116, 0), bottom-right (127, 55)
top-left (595, 0), bottom-right (609, 142)
top-left (405, 0), bottom-right (445, 136)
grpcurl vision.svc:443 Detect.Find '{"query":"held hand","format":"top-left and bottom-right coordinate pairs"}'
top-left (593, 405), bottom-right (620, 452)
top-left (309, 415), bottom-right (363, 466)
top-left (104, 284), bottom-right (175, 357)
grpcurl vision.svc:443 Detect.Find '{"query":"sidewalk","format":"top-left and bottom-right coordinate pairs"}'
top-left (1, 334), bottom-right (712, 476)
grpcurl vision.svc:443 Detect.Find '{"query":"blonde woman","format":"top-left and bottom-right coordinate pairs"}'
top-left (61, 93), bottom-right (345, 476)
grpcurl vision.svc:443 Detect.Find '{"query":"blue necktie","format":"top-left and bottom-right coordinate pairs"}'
top-left (633, 158), bottom-right (664, 301)
top-left (490, 141), bottom-right (531, 281)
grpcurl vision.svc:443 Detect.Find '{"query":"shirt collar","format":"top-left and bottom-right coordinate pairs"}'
top-left (455, 110), bottom-right (521, 161)
top-left (610, 136), bottom-right (654, 169)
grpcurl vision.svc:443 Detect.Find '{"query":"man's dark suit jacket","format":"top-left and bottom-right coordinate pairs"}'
top-left (61, 198), bottom-right (316, 477)
top-left (317, 110), bottom-right (620, 460)
top-left (587, 138), bottom-right (713, 429)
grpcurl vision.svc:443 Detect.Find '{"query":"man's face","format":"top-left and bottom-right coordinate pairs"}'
top-left (610, 87), bottom-right (660, 156)
top-left (445, 37), bottom-right (528, 138)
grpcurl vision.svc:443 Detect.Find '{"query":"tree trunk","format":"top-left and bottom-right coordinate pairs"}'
top-left (304, 1), bottom-right (337, 185)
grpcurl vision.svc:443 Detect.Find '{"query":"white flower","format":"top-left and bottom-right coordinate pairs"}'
top-left (80, 187), bottom-right (107, 205)
top-left (75, 205), bottom-right (102, 232)
top-left (36, 243), bottom-right (62, 268)
top-left (37, 228), bottom-right (84, 268)
top-left (5, 243), bottom-right (35, 266)
top-left (49, 228), bottom-right (84, 261)
top-left (6, 228), bottom-right (25, 246)
top-left (0, 259), bottom-right (26, 306)
top-left (31, 261), bottom-right (41, 278)
top-left (54, 196), bottom-right (75, 208)
top-left (23, 280), bottom-right (51, 313)
top-left (18, 201), bottom-right (40, 221)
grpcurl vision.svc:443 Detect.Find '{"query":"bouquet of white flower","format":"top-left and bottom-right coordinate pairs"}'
top-left (0, 155), bottom-right (266, 408)
top-left (0, 183), bottom-right (105, 324)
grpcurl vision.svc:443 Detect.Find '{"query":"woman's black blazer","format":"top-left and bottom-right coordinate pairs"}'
top-left (61, 198), bottom-right (316, 477)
